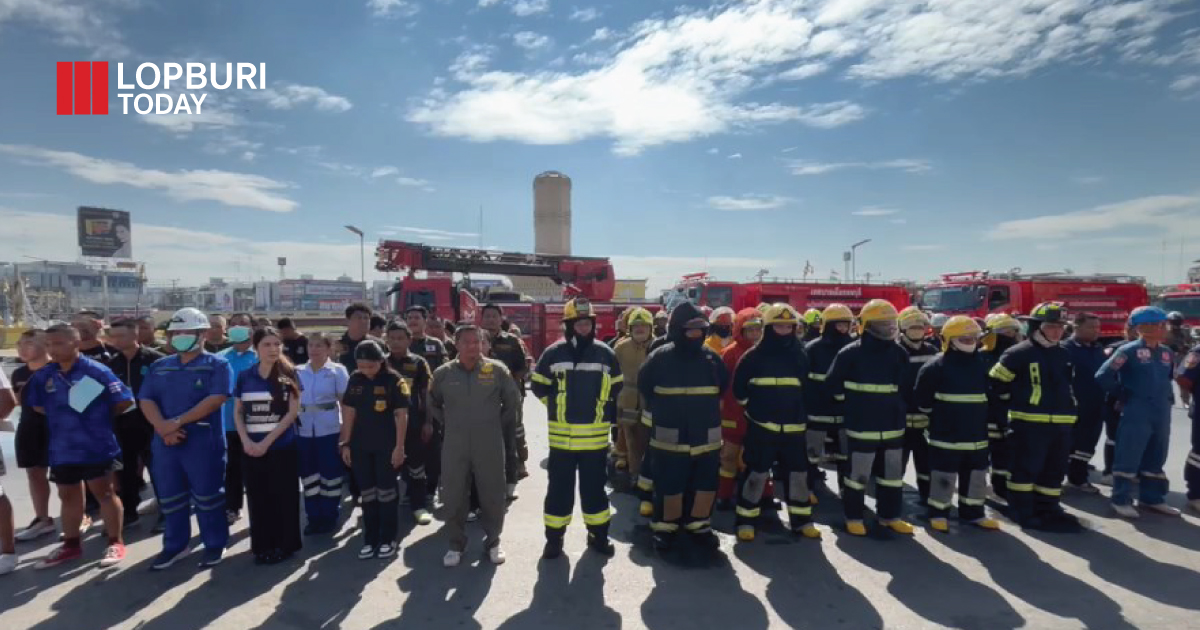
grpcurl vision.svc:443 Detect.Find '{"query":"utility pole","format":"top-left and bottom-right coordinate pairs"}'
top-left (345, 225), bottom-right (366, 301)
top-left (850, 239), bottom-right (871, 283)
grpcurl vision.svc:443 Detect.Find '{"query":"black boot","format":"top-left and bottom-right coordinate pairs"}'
top-left (690, 529), bottom-right (720, 551)
top-left (587, 533), bottom-right (615, 556)
top-left (715, 498), bottom-right (735, 512)
top-left (652, 530), bottom-right (676, 552)
top-left (542, 536), bottom-right (564, 560)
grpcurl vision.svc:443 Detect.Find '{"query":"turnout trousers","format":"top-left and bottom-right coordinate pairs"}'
top-left (736, 423), bottom-right (812, 530)
top-left (150, 422), bottom-right (229, 555)
top-left (843, 434), bottom-right (905, 522)
top-left (652, 447), bottom-right (720, 536)
top-left (988, 420), bottom-right (1010, 497)
top-left (401, 426), bottom-right (430, 512)
top-left (902, 422), bottom-right (931, 503)
top-left (1006, 420), bottom-right (1071, 522)
top-left (927, 444), bottom-right (990, 522)
top-left (1067, 407), bottom-right (1105, 486)
top-left (1187, 412), bottom-right (1200, 501)
top-left (351, 449), bottom-right (399, 547)
top-left (297, 434), bottom-right (343, 531)
top-left (806, 418), bottom-right (848, 491)
top-left (543, 449), bottom-right (611, 541)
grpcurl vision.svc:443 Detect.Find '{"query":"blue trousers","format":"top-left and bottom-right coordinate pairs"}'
top-left (297, 435), bottom-right (343, 530)
top-left (1111, 402), bottom-right (1171, 506)
top-left (150, 423), bottom-right (230, 554)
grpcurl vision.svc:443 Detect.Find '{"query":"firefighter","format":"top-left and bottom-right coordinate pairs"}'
top-left (1173, 336), bottom-right (1200, 513)
top-left (614, 308), bottom-right (655, 500)
top-left (930, 313), bottom-right (949, 348)
top-left (1101, 320), bottom-right (1138, 483)
top-left (716, 308), bottom-right (765, 510)
top-left (914, 316), bottom-right (1001, 532)
top-left (653, 310), bottom-right (668, 339)
top-left (705, 307), bottom-right (736, 354)
top-left (804, 303), bottom-right (855, 494)
top-left (827, 299), bottom-right (914, 535)
top-left (1096, 306), bottom-right (1181, 518)
top-left (802, 309), bottom-right (822, 343)
top-left (532, 298), bottom-right (623, 559)
top-left (898, 306), bottom-right (938, 506)
top-left (481, 303), bottom-right (529, 498)
top-left (988, 302), bottom-right (1082, 532)
top-left (982, 313), bottom-right (1022, 500)
top-left (733, 304), bottom-right (820, 541)
top-left (1167, 312), bottom-right (1191, 407)
top-left (639, 301), bottom-right (729, 552)
top-left (1062, 313), bottom-right (1107, 493)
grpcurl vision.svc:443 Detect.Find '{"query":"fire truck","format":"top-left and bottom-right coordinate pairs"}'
top-left (662, 273), bottom-right (913, 314)
top-left (1156, 284), bottom-right (1200, 326)
top-left (375, 240), bottom-right (659, 356)
top-left (920, 270), bottom-right (1149, 340)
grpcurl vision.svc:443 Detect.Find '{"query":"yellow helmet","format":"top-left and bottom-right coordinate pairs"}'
top-left (897, 305), bottom-right (930, 329)
top-left (563, 298), bottom-right (594, 321)
top-left (941, 315), bottom-right (982, 351)
top-left (755, 303), bottom-right (771, 314)
top-left (857, 299), bottom-right (899, 334)
top-left (803, 308), bottom-right (822, 325)
top-left (626, 307), bottom-right (653, 328)
top-left (820, 303), bottom-right (854, 332)
top-left (763, 303), bottom-right (800, 326)
top-left (985, 313), bottom-right (1020, 332)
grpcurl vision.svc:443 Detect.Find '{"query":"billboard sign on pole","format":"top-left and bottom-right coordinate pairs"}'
top-left (77, 206), bottom-right (132, 258)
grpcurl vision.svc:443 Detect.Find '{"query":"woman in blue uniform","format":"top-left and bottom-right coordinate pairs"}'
top-left (234, 327), bottom-right (302, 564)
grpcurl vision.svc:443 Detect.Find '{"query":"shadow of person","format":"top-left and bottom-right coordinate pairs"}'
top-left (833, 531), bottom-right (1024, 630)
top-left (640, 540), bottom-right (769, 630)
top-left (932, 528), bottom-right (1136, 629)
top-left (22, 546), bottom-right (164, 630)
top-left (734, 532), bottom-right (883, 630)
top-left (368, 529), bottom-right (498, 630)
top-left (496, 552), bottom-right (621, 630)
top-left (1044, 525), bottom-right (1200, 611)
top-left (1066, 490), bottom-right (1200, 552)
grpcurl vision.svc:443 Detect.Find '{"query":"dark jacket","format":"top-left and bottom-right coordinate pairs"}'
top-left (638, 302), bottom-right (729, 455)
top-left (532, 336), bottom-right (623, 451)
top-left (732, 328), bottom-right (808, 430)
top-left (899, 339), bottom-right (939, 429)
top-left (825, 332), bottom-right (909, 438)
top-left (1061, 336), bottom-right (1107, 417)
top-left (105, 345), bottom-right (166, 398)
top-left (989, 339), bottom-right (1077, 425)
top-left (803, 327), bottom-right (853, 426)
top-left (915, 349), bottom-right (991, 448)
top-left (984, 335), bottom-right (1020, 439)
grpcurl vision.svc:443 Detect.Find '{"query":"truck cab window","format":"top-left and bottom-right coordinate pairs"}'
top-left (988, 287), bottom-right (1010, 310)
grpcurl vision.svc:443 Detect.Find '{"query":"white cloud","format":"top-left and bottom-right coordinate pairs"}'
top-left (1072, 175), bottom-right (1104, 185)
top-left (778, 62), bottom-right (829, 81)
top-left (371, 166), bottom-right (400, 178)
top-left (367, 0), bottom-right (419, 17)
top-left (609, 254), bottom-right (782, 295)
top-left (706, 148), bottom-right (720, 155)
top-left (789, 158), bottom-right (932, 176)
top-left (781, 147), bottom-right (798, 153)
top-left (727, 153), bottom-right (743, 159)
top-left (852, 206), bottom-right (899, 216)
top-left (589, 27), bottom-right (614, 42)
top-left (1170, 74), bottom-right (1200, 92)
top-left (247, 83), bottom-right (353, 112)
top-left (988, 195), bottom-right (1200, 241)
top-left (0, 0), bottom-right (131, 57)
top-left (396, 177), bottom-right (431, 187)
top-left (707, 194), bottom-right (792, 211)
top-left (0, 144), bottom-right (297, 213)
top-left (510, 0), bottom-right (549, 16)
top-left (570, 7), bottom-right (600, 22)
top-left (512, 31), bottom-right (552, 52)
top-left (889, 218), bottom-right (907, 225)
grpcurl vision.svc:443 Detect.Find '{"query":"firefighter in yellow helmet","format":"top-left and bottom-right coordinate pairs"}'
top-left (733, 304), bottom-right (820, 541)
top-left (802, 308), bottom-right (823, 343)
top-left (531, 298), bottom-right (624, 558)
top-left (897, 306), bottom-right (938, 506)
top-left (825, 299), bottom-right (916, 535)
top-left (982, 313), bottom-right (1023, 499)
top-left (804, 303), bottom-right (855, 496)
top-left (914, 316), bottom-right (1002, 532)
top-left (613, 308), bottom-right (655, 493)
top-left (705, 307), bottom-right (737, 354)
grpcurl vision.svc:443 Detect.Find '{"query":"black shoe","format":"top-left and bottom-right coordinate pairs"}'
top-left (587, 534), bottom-right (615, 557)
top-left (652, 532), bottom-right (675, 552)
top-left (1039, 511), bottom-right (1084, 533)
top-left (691, 531), bottom-right (720, 551)
top-left (542, 537), bottom-right (564, 560)
top-left (715, 498), bottom-right (735, 512)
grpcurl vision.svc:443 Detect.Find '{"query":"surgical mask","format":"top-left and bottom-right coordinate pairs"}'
top-left (171, 333), bottom-right (200, 353)
top-left (951, 339), bottom-right (978, 353)
top-left (866, 321), bottom-right (898, 341)
top-left (228, 326), bottom-right (252, 344)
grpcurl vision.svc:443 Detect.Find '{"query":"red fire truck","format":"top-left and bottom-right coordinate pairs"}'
top-left (920, 271), bottom-right (1149, 340)
top-left (663, 273), bottom-right (913, 314)
top-left (1156, 284), bottom-right (1200, 326)
top-left (375, 240), bottom-right (659, 356)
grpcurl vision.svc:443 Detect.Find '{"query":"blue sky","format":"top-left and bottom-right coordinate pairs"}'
top-left (1, 0), bottom-right (1199, 294)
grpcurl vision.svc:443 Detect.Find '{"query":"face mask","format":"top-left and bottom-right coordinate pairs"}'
top-left (904, 328), bottom-right (926, 342)
top-left (171, 334), bottom-right (199, 353)
top-left (951, 339), bottom-right (978, 353)
top-left (712, 325), bottom-right (732, 339)
top-left (866, 321), bottom-right (898, 341)
top-left (228, 326), bottom-right (252, 344)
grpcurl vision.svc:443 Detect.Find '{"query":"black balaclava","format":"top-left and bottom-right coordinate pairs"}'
top-left (821, 320), bottom-right (853, 350)
top-left (565, 317), bottom-right (596, 352)
top-left (669, 302), bottom-right (707, 355)
top-left (760, 324), bottom-right (798, 355)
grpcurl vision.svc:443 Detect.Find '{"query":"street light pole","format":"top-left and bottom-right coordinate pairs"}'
top-left (345, 225), bottom-right (366, 302)
top-left (850, 239), bottom-right (871, 282)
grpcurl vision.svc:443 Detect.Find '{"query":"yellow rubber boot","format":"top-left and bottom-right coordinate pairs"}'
top-left (638, 501), bottom-right (653, 517)
top-left (973, 518), bottom-right (1001, 531)
top-left (737, 526), bottom-right (756, 542)
top-left (798, 524), bottom-right (822, 539)
top-left (930, 518), bottom-right (949, 533)
top-left (885, 519), bottom-right (916, 535)
top-left (846, 521), bottom-right (867, 536)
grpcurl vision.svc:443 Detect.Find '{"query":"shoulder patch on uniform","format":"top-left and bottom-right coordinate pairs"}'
top-left (1112, 353), bottom-right (1127, 369)
top-left (1137, 348), bottom-right (1152, 361)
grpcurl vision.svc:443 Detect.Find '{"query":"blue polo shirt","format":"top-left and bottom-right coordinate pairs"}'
top-left (139, 352), bottom-right (234, 427)
top-left (26, 356), bottom-right (133, 467)
top-left (234, 365), bottom-right (298, 451)
top-left (217, 345), bottom-right (258, 431)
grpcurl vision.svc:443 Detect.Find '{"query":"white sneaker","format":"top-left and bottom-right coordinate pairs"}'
top-left (1112, 503), bottom-right (1140, 519)
top-left (506, 484), bottom-right (518, 501)
top-left (16, 518), bottom-right (55, 542)
top-left (466, 510), bottom-right (479, 523)
top-left (414, 510), bottom-right (433, 526)
top-left (488, 546), bottom-right (506, 565)
top-left (1140, 502), bottom-right (1182, 517)
top-left (0, 553), bottom-right (18, 575)
top-left (138, 498), bottom-right (159, 515)
top-left (443, 550), bottom-right (463, 568)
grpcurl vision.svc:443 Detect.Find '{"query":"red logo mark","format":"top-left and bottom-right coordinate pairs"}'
top-left (57, 61), bottom-right (109, 115)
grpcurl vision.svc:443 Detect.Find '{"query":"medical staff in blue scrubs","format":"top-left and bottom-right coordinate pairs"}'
top-left (139, 307), bottom-right (235, 570)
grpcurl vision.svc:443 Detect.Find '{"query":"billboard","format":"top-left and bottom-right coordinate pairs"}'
top-left (77, 206), bottom-right (132, 259)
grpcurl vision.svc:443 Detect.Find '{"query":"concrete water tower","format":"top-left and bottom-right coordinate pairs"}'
top-left (534, 171), bottom-right (571, 255)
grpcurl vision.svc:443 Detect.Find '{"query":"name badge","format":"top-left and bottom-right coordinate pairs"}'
top-left (374, 400), bottom-right (387, 412)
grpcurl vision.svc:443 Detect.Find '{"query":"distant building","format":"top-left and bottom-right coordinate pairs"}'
top-left (509, 276), bottom-right (563, 301)
top-left (614, 279), bottom-right (648, 300)
top-left (1, 260), bottom-right (145, 318)
top-left (276, 277), bottom-right (365, 312)
top-left (534, 171), bottom-right (571, 256)
top-left (198, 279), bottom-right (256, 313)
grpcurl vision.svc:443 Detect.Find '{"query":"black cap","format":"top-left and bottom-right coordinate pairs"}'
top-left (354, 340), bottom-right (385, 362)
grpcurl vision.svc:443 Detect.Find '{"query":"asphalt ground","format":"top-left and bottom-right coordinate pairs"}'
top-left (1, 391), bottom-right (1199, 629)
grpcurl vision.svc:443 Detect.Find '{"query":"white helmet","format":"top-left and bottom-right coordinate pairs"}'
top-left (167, 307), bottom-right (210, 331)
top-left (930, 313), bottom-right (950, 328)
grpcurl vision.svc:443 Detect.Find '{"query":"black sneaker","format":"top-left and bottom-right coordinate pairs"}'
top-left (541, 537), bottom-right (564, 560)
